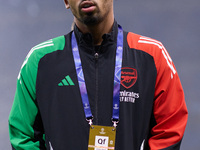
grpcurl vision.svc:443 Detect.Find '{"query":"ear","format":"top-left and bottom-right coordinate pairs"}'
top-left (64, 0), bottom-right (70, 9)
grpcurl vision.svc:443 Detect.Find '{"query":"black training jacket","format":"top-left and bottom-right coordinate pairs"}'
top-left (9, 21), bottom-right (188, 150)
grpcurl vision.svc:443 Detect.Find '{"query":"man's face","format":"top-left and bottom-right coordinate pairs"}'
top-left (65, 0), bottom-right (113, 25)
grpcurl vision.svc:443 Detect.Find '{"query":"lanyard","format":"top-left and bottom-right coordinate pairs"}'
top-left (71, 26), bottom-right (123, 127)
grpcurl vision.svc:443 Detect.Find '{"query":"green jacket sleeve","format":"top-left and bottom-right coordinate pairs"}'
top-left (8, 36), bottom-right (65, 150)
top-left (8, 49), bottom-right (43, 149)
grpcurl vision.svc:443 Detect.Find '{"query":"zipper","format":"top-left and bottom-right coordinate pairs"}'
top-left (94, 52), bottom-right (99, 124)
top-left (94, 53), bottom-right (99, 60)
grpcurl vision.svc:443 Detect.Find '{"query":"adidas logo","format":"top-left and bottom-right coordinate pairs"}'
top-left (58, 75), bottom-right (75, 86)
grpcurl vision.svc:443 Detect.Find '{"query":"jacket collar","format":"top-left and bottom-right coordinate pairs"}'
top-left (73, 20), bottom-right (119, 48)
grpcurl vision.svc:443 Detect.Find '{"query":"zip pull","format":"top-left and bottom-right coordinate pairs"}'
top-left (94, 52), bottom-right (99, 60)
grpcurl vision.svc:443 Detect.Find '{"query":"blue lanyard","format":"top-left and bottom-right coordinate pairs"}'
top-left (71, 26), bottom-right (123, 127)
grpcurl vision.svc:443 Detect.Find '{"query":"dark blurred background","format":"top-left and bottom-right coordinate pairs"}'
top-left (1, 0), bottom-right (199, 149)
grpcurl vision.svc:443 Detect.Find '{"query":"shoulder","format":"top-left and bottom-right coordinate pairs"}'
top-left (29, 35), bottom-right (65, 60)
top-left (126, 32), bottom-right (165, 57)
top-left (126, 32), bottom-right (176, 75)
top-left (23, 35), bottom-right (65, 68)
top-left (18, 35), bottom-right (66, 80)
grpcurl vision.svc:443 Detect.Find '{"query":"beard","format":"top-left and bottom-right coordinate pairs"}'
top-left (81, 15), bottom-right (102, 25)
top-left (72, 2), bottom-right (111, 26)
top-left (76, 8), bottom-right (104, 26)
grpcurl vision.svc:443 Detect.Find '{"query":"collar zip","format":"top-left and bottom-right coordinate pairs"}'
top-left (73, 20), bottom-right (119, 54)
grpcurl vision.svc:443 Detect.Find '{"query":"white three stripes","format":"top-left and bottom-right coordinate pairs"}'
top-left (18, 40), bottom-right (54, 80)
top-left (138, 36), bottom-right (176, 75)
top-left (49, 142), bottom-right (54, 150)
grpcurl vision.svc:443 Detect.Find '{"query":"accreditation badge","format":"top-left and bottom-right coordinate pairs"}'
top-left (88, 125), bottom-right (116, 150)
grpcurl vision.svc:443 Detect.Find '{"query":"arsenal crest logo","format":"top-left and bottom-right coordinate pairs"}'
top-left (121, 67), bottom-right (137, 89)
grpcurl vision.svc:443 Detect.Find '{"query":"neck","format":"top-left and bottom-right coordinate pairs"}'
top-left (74, 16), bottom-right (114, 45)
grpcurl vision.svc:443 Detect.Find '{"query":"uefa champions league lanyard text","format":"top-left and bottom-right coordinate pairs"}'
top-left (71, 26), bottom-right (123, 127)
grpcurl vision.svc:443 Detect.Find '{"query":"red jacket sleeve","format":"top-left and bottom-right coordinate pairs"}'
top-left (127, 33), bottom-right (188, 149)
top-left (149, 46), bottom-right (188, 149)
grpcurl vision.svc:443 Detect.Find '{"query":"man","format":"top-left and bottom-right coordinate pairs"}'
top-left (9, 0), bottom-right (188, 149)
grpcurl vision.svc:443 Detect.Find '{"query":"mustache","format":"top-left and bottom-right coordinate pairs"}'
top-left (79, 0), bottom-right (97, 7)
